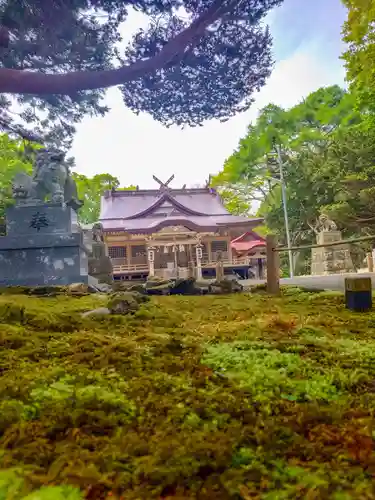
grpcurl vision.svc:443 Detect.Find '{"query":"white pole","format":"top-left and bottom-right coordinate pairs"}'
top-left (195, 244), bottom-right (203, 280)
top-left (147, 247), bottom-right (155, 277)
top-left (275, 145), bottom-right (294, 278)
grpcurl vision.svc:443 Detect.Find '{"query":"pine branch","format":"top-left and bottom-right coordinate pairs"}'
top-left (0, 0), bottom-right (241, 95)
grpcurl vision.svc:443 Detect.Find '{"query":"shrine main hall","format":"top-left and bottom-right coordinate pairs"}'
top-left (99, 176), bottom-right (266, 280)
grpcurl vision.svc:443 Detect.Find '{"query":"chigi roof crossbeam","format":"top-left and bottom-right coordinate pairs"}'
top-left (152, 174), bottom-right (175, 191)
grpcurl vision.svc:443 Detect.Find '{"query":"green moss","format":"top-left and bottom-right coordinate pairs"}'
top-left (0, 469), bottom-right (83, 499)
top-left (0, 302), bottom-right (25, 322)
top-left (0, 291), bottom-right (374, 498)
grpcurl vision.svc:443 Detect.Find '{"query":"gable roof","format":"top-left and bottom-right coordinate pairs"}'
top-left (100, 188), bottom-right (229, 220)
top-left (99, 187), bottom-right (263, 233)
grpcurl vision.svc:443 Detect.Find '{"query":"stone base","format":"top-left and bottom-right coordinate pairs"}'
top-left (89, 273), bottom-right (113, 285)
top-left (6, 203), bottom-right (80, 236)
top-left (311, 231), bottom-right (355, 275)
top-left (88, 255), bottom-right (113, 284)
top-left (0, 233), bottom-right (88, 286)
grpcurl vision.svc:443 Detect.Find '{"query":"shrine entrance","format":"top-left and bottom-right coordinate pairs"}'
top-left (147, 226), bottom-right (200, 279)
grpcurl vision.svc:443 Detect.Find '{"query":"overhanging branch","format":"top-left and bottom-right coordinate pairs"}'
top-left (0, 0), bottom-right (241, 96)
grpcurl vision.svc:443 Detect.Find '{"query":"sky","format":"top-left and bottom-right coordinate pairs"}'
top-left (69, 0), bottom-right (347, 189)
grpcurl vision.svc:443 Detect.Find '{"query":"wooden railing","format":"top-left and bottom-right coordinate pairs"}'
top-left (112, 256), bottom-right (252, 274)
top-left (112, 263), bottom-right (149, 274)
top-left (201, 257), bottom-right (250, 268)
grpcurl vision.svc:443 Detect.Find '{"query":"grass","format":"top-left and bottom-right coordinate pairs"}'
top-left (0, 288), bottom-right (375, 498)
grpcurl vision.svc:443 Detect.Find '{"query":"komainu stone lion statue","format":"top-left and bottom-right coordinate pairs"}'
top-left (316, 214), bottom-right (337, 232)
top-left (12, 149), bottom-right (83, 210)
top-left (92, 222), bottom-right (105, 243)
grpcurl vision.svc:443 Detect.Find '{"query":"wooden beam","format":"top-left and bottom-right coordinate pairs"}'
top-left (152, 174), bottom-right (175, 190)
top-left (153, 175), bottom-right (163, 187)
top-left (266, 234), bottom-right (280, 295)
top-left (165, 174), bottom-right (175, 187)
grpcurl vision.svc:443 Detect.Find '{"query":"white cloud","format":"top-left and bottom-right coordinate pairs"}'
top-left (70, 41), bottom-right (345, 189)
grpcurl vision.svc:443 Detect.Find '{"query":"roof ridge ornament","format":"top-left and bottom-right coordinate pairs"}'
top-left (153, 174), bottom-right (175, 192)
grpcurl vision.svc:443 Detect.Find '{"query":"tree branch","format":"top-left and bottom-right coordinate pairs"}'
top-left (0, 0), bottom-right (240, 96)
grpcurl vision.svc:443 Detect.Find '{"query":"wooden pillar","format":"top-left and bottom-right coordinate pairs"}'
top-left (227, 237), bottom-right (232, 263)
top-left (188, 243), bottom-right (193, 264)
top-left (127, 243), bottom-right (132, 266)
top-left (207, 240), bottom-right (212, 263)
top-left (266, 234), bottom-right (280, 295)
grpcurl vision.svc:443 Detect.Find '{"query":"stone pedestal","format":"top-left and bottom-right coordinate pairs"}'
top-left (0, 204), bottom-right (89, 286)
top-left (188, 261), bottom-right (195, 279)
top-left (215, 260), bottom-right (224, 281)
top-left (311, 231), bottom-right (355, 275)
top-left (88, 241), bottom-right (113, 285)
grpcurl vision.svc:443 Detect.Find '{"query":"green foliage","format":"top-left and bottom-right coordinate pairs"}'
top-left (0, 468), bottom-right (26, 499)
top-left (321, 125), bottom-right (375, 234)
top-left (0, 291), bottom-right (374, 498)
top-left (0, 136), bottom-right (132, 225)
top-left (72, 173), bottom-right (121, 224)
top-left (0, 469), bottom-right (82, 499)
top-left (217, 187), bottom-right (251, 216)
top-left (212, 86), bottom-right (369, 274)
top-left (342, 0), bottom-right (375, 114)
top-left (0, 134), bottom-right (34, 219)
top-left (23, 486), bottom-right (83, 500)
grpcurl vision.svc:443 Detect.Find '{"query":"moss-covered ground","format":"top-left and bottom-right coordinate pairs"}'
top-left (1, 288), bottom-right (375, 499)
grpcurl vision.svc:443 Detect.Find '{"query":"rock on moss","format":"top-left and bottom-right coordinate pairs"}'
top-left (210, 279), bottom-right (243, 294)
top-left (170, 278), bottom-right (200, 295)
top-left (146, 284), bottom-right (172, 295)
top-left (128, 283), bottom-right (147, 294)
top-left (107, 292), bottom-right (141, 314)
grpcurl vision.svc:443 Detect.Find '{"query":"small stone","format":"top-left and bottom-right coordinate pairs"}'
top-left (81, 307), bottom-right (111, 317)
top-left (95, 282), bottom-right (112, 293)
top-left (67, 283), bottom-right (89, 295)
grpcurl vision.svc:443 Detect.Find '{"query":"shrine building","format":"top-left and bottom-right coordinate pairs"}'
top-left (99, 175), bottom-right (266, 280)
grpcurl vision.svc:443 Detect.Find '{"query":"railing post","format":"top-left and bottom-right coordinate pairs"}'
top-left (367, 252), bottom-right (374, 273)
top-left (266, 234), bottom-right (280, 295)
